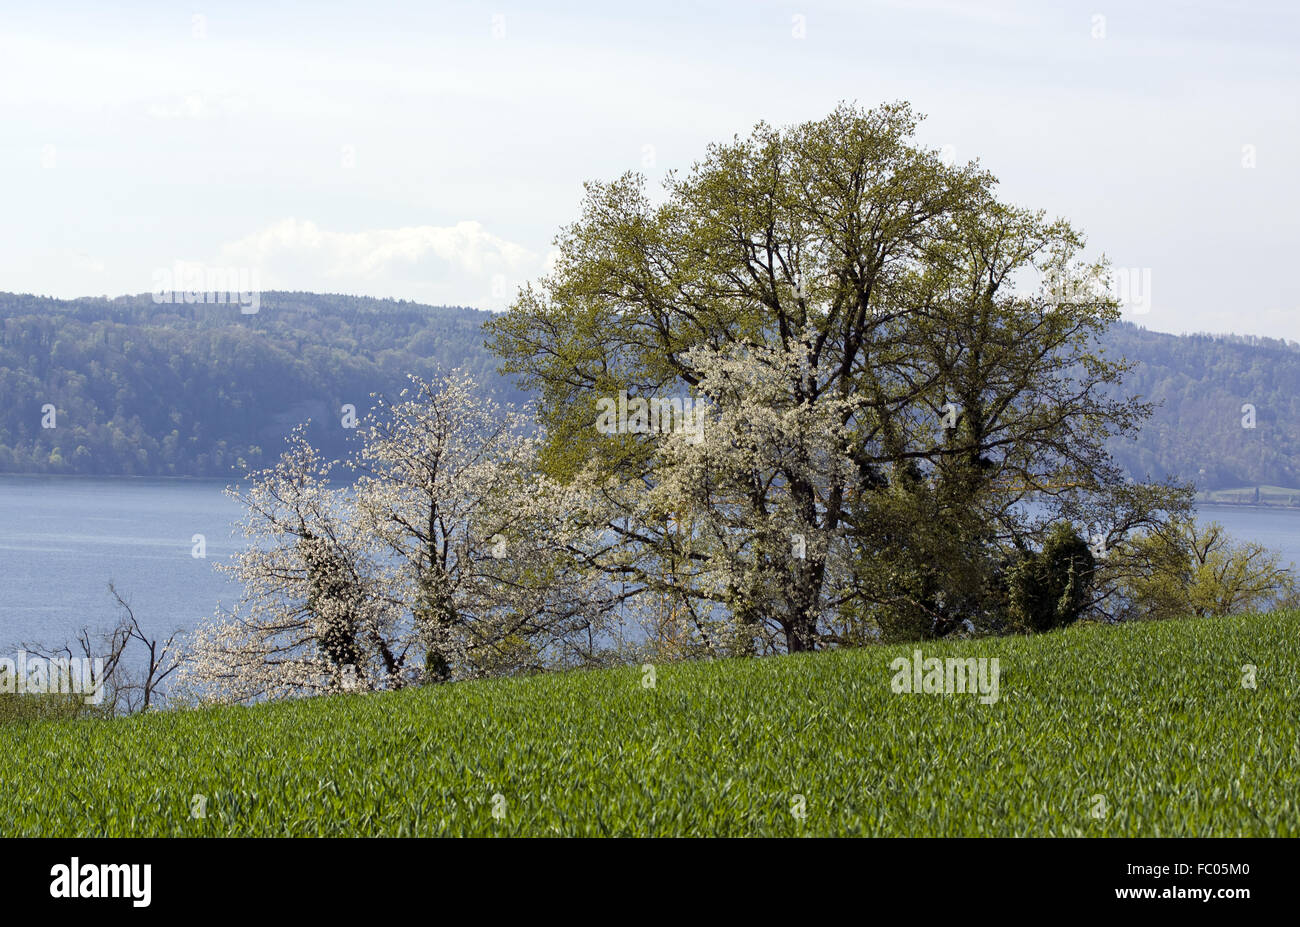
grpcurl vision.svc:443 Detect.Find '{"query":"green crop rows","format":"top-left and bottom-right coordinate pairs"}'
top-left (2, 611), bottom-right (1296, 836)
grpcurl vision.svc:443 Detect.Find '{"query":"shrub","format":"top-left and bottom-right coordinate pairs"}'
top-left (1008, 525), bottom-right (1095, 633)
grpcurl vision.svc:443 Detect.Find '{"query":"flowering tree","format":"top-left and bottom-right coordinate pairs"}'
top-left (182, 376), bottom-right (622, 703)
top-left (181, 428), bottom-right (403, 702)
top-left (350, 373), bottom-right (622, 680)
top-left (581, 336), bottom-right (864, 655)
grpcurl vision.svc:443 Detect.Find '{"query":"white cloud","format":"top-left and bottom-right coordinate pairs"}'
top-left (212, 218), bottom-right (543, 309)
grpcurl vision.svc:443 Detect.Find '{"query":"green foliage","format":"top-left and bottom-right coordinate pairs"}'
top-left (1120, 519), bottom-right (1298, 621)
top-left (0, 668), bottom-right (105, 724)
top-left (0, 691), bottom-right (99, 724)
top-left (842, 480), bottom-right (1002, 643)
top-left (1, 611), bottom-right (1295, 835)
top-left (0, 292), bottom-right (523, 476)
top-left (1008, 525), bottom-right (1096, 633)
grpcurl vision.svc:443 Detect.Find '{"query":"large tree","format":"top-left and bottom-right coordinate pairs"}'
top-left (488, 101), bottom-right (1190, 652)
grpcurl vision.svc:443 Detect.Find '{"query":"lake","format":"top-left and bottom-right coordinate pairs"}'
top-left (0, 475), bottom-right (245, 654)
top-left (2, 476), bottom-right (1299, 654)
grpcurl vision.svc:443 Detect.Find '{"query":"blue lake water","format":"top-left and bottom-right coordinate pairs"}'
top-left (1197, 504), bottom-right (1300, 569)
top-left (0, 475), bottom-right (245, 652)
top-left (1, 476), bottom-right (1299, 653)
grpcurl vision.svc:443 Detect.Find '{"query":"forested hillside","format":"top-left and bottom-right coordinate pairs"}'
top-left (1104, 323), bottom-right (1300, 490)
top-left (0, 292), bottom-right (522, 476)
top-left (0, 291), bottom-right (1295, 489)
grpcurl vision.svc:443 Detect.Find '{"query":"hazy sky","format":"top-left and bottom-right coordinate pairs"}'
top-left (2, 0), bottom-right (1297, 338)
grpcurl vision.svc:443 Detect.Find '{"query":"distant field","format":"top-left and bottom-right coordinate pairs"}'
top-left (2, 611), bottom-right (1296, 836)
top-left (1197, 485), bottom-right (1300, 506)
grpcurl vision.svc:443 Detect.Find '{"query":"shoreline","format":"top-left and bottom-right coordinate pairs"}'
top-left (0, 472), bottom-right (233, 484)
top-left (1196, 500), bottom-right (1300, 510)
top-left (3, 473), bottom-right (1299, 510)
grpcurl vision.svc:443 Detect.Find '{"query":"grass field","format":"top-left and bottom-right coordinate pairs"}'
top-left (2, 611), bottom-right (1296, 836)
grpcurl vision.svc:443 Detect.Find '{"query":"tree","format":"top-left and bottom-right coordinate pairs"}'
top-left (101, 583), bottom-right (185, 711)
top-left (181, 375), bottom-right (622, 704)
top-left (181, 427), bottom-right (404, 703)
top-left (487, 101), bottom-right (1190, 651)
top-left (13, 582), bottom-right (184, 715)
top-left (350, 372), bottom-right (622, 682)
top-left (1118, 518), bottom-right (1297, 620)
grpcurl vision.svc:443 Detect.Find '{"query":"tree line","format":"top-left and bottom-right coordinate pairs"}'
top-left (2, 304), bottom-right (1297, 493)
top-left (0, 292), bottom-right (522, 476)
top-left (7, 104), bottom-right (1295, 715)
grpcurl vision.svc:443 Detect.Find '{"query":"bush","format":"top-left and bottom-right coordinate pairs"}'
top-left (0, 667), bottom-right (103, 724)
top-left (1008, 525), bottom-right (1095, 633)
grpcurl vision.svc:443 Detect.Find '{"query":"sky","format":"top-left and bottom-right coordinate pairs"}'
top-left (1, 0), bottom-right (1297, 338)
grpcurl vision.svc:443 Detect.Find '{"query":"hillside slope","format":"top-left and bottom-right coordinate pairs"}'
top-left (3, 291), bottom-right (1299, 490)
top-left (2, 610), bottom-right (1295, 836)
top-left (0, 291), bottom-right (522, 476)
top-left (1104, 323), bottom-right (1300, 490)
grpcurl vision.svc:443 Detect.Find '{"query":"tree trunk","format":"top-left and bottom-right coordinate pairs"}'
top-left (786, 616), bottom-right (818, 652)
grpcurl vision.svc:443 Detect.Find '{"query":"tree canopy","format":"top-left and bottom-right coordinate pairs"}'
top-left (488, 101), bottom-right (1190, 650)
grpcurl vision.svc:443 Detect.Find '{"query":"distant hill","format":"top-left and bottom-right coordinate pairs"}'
top-left (1103, 323), bottom-right (1300, 492)
top-left (1, 293), bottom-right (1297, 489)
top-left (0, 291), bottom-right (523, 477)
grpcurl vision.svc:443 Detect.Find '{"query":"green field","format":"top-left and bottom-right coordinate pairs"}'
top-left (2, 611), bottom-right (1296, 836)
